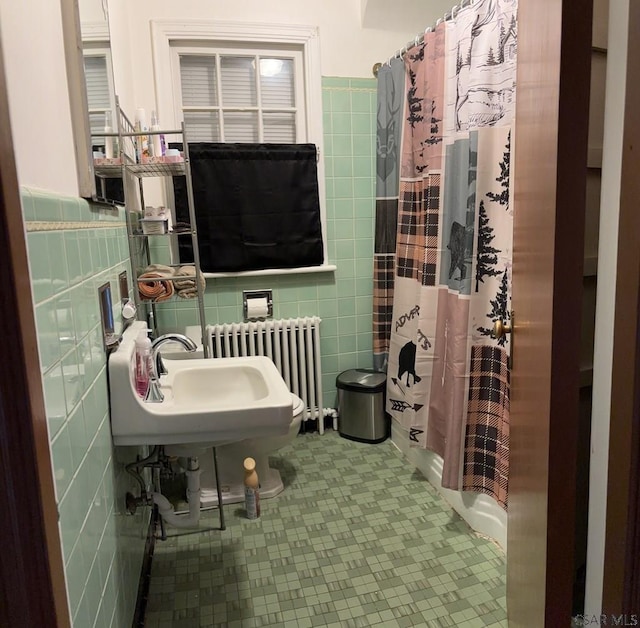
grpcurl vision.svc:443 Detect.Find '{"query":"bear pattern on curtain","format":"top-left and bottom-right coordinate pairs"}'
top-left (385, 0), bottom-right (517, 510)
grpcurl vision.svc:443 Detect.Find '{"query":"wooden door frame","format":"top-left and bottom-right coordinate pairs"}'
top-left (0, 27), bottom-right (71, 628)
top-left (509, 0), bottom-right (592, 625)
top-left (602, 1), bottom-right (640, 613)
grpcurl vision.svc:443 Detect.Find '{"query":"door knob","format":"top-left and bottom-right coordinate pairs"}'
top-left (492, 318), bottom-right (512, 340)
top-left (491, 311), bottom-right (514, 368)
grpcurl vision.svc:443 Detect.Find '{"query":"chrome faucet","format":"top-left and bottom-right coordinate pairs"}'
top-left (145, 334), bottom-right (198, 403)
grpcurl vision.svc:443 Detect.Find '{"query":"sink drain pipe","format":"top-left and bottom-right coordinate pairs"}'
top-left (152, 457), bottom-right (202, 529)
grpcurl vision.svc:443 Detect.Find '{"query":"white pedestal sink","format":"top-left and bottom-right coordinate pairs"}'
top-left (108, 322), bottom-right (293, 447)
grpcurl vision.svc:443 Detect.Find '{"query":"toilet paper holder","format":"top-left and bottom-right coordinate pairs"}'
top-left (243, 289), bottom-right (273, 321)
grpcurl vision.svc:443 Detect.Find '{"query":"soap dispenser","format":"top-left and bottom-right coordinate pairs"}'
top-left (134, 108), bottom-right (149, 163)
top-left (104, 111), bottom-right (115, 159)
top-left (134, 329), bottom-right (152, 398)
top-left (150, 110), bottom-right (165, 158)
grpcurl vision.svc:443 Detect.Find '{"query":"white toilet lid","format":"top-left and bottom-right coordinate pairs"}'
top-left (291, 393), bottom-right (305, 416)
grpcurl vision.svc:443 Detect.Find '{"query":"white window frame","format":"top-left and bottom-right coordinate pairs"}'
top-left (151, 20), bottom-right (333, 277)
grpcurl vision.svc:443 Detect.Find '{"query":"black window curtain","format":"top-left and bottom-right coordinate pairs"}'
top-left (173, 143), bottom-right (324, 272)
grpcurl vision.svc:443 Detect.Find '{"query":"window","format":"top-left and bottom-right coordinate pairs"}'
top-left (82, 44), bottom-right (116, 140)
top-left (83, 44), bottom-right (124, 204)
top-left (152, 21), bottom-right (330, 275)
top-left (174, 48), bottom-right (305, 144)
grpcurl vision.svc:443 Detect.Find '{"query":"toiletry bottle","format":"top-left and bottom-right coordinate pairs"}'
top-left (243, 457), bottom-right (260, 519)
top-left (134, 107), bottom-right (149, 163)
top-left (134, 329), bottom-right (152, 398)
top-left (104, 111), bottom-right (115, 159)
top-left (150, 111), bottom-right (165, 158)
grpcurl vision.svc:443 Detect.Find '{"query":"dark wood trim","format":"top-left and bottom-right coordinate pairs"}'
top-left (509, 0), bottom-right (591, 624)
top-left (624, 283), bottom-right (640, 612)
top-left (603, 1), bottom-right (640, 615)
top-left (547, 0), bottom-right (592, 623)
top-left (0, 27), bottom-right (70, 628)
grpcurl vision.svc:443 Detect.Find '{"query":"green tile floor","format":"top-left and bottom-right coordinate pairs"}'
top-left (144, 432), bottom-right (507, 627)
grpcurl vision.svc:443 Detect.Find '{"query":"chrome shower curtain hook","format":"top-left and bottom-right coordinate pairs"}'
top-left (451, 5), bottom-right (458, 19)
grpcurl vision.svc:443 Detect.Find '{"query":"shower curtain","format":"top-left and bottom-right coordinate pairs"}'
top-left (378, 0), bottom-right (517, 510)
top-left (373, 58), bottom-right (405, 372)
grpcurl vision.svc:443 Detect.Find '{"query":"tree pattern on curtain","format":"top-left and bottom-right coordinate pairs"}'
top-left (383, 0), bottom-right (517, 510)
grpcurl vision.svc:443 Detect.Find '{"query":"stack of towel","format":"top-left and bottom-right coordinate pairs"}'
top-left (173, 265), bottom-right (204, 299)
top-left (138, 264), bottom-right (174, 302)
top-left (137, 264), bottom-right (205, 302)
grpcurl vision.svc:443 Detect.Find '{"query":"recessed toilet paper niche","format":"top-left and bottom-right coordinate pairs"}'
top-left (243, 289), bottom-right (273, 321)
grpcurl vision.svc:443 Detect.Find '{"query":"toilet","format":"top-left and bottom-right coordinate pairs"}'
top-left (198, 393), bottom-right (305, 507)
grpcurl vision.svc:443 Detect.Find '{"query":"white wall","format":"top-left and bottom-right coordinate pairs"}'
top-left (79, 0), bottom-right (108, 26)
top-left (362, 0), bottom-right (456, 32)
top-left (585, 0), bottom-right (628, 616)
top-left (108, 0), bottom-right (449, 118)
top-left (0, 0), bottom-right (79, 195)
top-left (106, 0), bottom-right (136, 115)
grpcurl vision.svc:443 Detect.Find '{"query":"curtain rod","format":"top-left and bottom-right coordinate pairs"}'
top-left (372, 0), bottom-right (474, 77)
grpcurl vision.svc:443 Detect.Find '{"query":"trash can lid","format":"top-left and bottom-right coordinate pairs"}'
top-left (336, 368), bottom-right (386, 392)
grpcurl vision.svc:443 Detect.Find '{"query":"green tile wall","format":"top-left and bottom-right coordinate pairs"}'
top-left (23, 187), bottom-right (148, 628)
top-left (21, 75), bottom-right (374, 623)
top-left (153, 77), bottom-right (377, 405)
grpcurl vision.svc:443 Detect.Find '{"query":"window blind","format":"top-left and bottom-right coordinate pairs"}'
top-left (83, 55), bottom-right (110, 136)
top-left (260, 58), bottom-right (295, 107)
top-left (220, 56), bottom-right (256, 107)
top-left (180, 55), bottom-right (218, 106)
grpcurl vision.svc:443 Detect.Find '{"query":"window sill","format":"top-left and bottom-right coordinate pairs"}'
top-left (203, 264), bottom-right (337, 279)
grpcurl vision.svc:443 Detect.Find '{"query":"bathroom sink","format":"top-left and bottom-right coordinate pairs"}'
top-left (108, 322), bottom-right (292, 446)
top-left (168, 361), bottom-right (269, 406)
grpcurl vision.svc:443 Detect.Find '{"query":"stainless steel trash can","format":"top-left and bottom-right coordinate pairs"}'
top-left (336, 369), bottom-right (389, 443)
